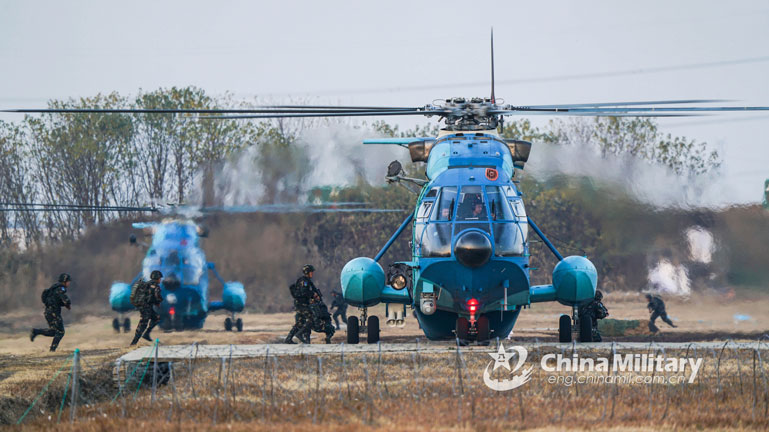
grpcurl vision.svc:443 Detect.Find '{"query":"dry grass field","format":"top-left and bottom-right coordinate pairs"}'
top-left (1, 291), bottom-right (768, 430)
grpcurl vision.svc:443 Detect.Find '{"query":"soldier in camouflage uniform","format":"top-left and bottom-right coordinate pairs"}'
top-left (30, 273), bottom-right (72, 352)
top-left (130, 270), bottom-right (164, 346)
top-left (284, 265), bottom-right (315, 344)
top-left (330, 291), bottom-right (348, 330)
top-left (578, 290), bottom-right (609, 342)
top-left (646, 294), bottom-right (676, 333)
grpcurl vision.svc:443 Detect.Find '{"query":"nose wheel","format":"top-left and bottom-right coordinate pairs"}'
top-left (224, 315), bottom-right (243, 332)
top-left (345, 307), bottom-right (379, 344)
top-left (455, 315), bottom-right (490, 343)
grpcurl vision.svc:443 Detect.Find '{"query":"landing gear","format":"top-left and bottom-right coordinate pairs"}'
top-left (476, 315), bottom-right (490, 342)
top-left (113, 317), bottom-right (131, 333)
top-left (455, 317), bottom-right (469, 340)
top-left (579, 316), bottom-right (593, 342)
top-left (559, 314), bottom-right (572, 343)
top-left (347, 316), bottom-right (360, 344)
top-left (224, 317), bottom-right (233, 331)
top-left (367, 316), bottom-right (380, 343)
top-left (236, 318), bottom-right (243, 332)
top-left (224, 313), bottom-right (242, 332)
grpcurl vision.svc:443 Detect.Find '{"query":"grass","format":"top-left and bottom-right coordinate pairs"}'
top-left (2, 344), bottom-right (769, 431)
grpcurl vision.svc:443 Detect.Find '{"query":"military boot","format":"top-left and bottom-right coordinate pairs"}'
top-left (298, 331), bottom-right (311, 344)
top-left (130, 335), bottom-right (141, 346)
top-left (284, 328), bottom-right (298, 344)
top-left (325, 334), bottom-right (332, 344)
top-left (30, 329), bottom-right (38, 342)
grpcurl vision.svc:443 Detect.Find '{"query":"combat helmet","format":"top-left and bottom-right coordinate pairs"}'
top-left (150, 270), bottom-right (163, 281)
top-left (58, 273), bottom-right (72, 283)
top-left (302, 264), bottom-right (315, 275)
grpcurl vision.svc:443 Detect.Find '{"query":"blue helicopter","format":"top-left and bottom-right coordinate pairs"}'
top-left (108, 219), bottom-right (246, 333)
top-left (7, 33), bottom-right (768, 343)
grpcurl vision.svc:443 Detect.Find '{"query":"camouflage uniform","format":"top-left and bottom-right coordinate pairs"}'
top-left (579, 298), bottom-right (608, 341)
top-left (330, 292), bottom-right (348, 330)
top-left (131, 280), bottom-right (163, 345)
top-left (31, 283), bottom-right (71, 351)
top-left (647, 295), bottom-right (676, 333)
top-left (285, 277), bottom-right (314, 344)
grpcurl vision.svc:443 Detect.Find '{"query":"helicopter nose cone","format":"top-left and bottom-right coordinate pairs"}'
top-left (454, 231), bottom-right (492, 268)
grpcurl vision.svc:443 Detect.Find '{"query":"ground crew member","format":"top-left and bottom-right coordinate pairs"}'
top-left (295, 264), bottom-right (335, 343)
top-left (130, 270), bottom-right (163, 346)
top-left (330, 290), bottom-right (348, 330)
top-left (30, 273), bottom-right (72, 352)
top-left (284, 264), bottom-right (315, 344)
top-left (646, 293), bottom-right (677, 333)
top-left (579, 290), bottom-right (609, 341)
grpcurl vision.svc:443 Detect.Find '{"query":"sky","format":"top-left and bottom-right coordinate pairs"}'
top-left (1, 0), bottom-right (768, 204)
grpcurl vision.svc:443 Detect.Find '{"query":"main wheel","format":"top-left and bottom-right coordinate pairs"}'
top-left (224, 317), bottom-right (233, 331)
top-left (236, 318), bottom-right (243, 332)
top-left (456, 317), bottom-right (470, 340)
top-left (559, 314), bottom-right (572, 343)
top-left (123, 318), bottom-right (131, 333)
top-left (112, 318), bottom-right (120, 333)
top-left (173, 316), bottom-right (184, 332)
top-left (476, 315), bottom-right (490, 342)
top-left (367, 316), bottom-right (380, 344)
top-left (347, 316), bottom-right (360, 344)
top-left (579, 316), bottom-right (593, 342)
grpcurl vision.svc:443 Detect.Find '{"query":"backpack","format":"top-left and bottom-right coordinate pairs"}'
top-left (41, 285), bottom-right (56, 306)
top-left (130, 281), bottom-right (147, 308)
top-left (289, 283), bottom-right (300, 299)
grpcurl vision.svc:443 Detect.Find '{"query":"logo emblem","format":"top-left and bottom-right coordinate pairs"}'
top-left (483, 343), bottom-right (533, 391)
top-left (485, 168), bottom-right (498, 181)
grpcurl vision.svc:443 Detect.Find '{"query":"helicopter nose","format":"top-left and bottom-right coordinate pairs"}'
top-left (454, 231), bottom-right (492, 268)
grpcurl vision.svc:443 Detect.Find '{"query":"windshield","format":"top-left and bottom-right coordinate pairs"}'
top-left (456, 185), bottom-right (487, 221)
top-left (486, 186), bottom-right (515, 221)
top-left (431, 186), bottom-right (457, 221)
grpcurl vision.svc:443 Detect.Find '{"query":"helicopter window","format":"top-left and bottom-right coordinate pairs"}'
top-left (425, 187), bottom-right (439, 198)
top-left (416, 201), bottom-right (433, 221)
top-left (456, 186), bottom-right (487, 221)
top-left (421, 224), bottom-right (452, 257)
top-left (493, 223), bottom-right (525, 256)
top-left (431, 186), bottom-right (457, 221)
top-left (486, 186), bottom-right (515, 221)
top-left (453, 223), bottom-right (491, 236)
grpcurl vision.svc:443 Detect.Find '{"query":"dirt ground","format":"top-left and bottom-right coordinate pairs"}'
top-left (1, 291), bottom-right (767, 355)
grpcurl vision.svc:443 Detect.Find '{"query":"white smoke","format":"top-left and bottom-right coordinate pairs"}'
top-left (524, 140), bottom-right (739, 210)
top-left (297, 126), bottom-right (406, 188)
top-left (686, 226), bottom-right (715, 264)
top-left (647, 259), bottom-right (691, 296)
top-left (190, 125), bottom-right (406, 206)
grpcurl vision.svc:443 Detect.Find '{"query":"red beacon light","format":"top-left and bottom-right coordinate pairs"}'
top-left (169, 306), bottom-right (176, 317)
top-left (467, 298), bottom-right (478, 313)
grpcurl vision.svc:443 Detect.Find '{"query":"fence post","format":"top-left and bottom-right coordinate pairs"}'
top-left (151, 339), bottom-right (159, 402)
top-left (70, 348), bottom-right (79, 423)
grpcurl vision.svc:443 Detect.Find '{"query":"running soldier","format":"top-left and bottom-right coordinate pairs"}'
top-left (30, 273), bottom-right (72, 352)
top-left (284, 265), bottom-right (316, 344)
top-left (130, 270), bottom-right (163, 346)
top-left (330, 290), bottom-right (348, 330)
top-left (579, 290), bottom-right (609, 341)
top-left (646, 293), bottom-right (677, 333)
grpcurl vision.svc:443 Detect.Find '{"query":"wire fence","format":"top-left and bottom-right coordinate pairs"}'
top-left (8, 337), bottom-right (769, 429)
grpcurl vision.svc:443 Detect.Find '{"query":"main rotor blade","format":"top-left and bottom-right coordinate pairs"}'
top-left (524, 99), bottom-right (729, 109)
top-left (0, 107), bottom-right (423, 115)
top-left (0, 205), bottom-right (158, 212)
top-left (198, 204), bottom-right (405, 214)
top-left (500, 106), bottom-right (769, 114)
top-left (196, 110), bottom-right (444, 120)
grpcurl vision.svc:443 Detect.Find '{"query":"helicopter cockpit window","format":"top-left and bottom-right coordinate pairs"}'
top-left (486, 186), bottom-right (515, 221)
top-left (456, 186), bottom-right (487, 221)
top-left (416, 201), bottom-right (433, 221)
top-left (431, 186), bottom-right (457, 221)
top-left (425, 187), bottom-right (439, 198)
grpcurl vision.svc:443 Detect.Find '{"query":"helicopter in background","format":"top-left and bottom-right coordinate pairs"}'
top-left (4, 32), bottom-right (768, 343)
top-left (109, 218), bottom-right (246, 333)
